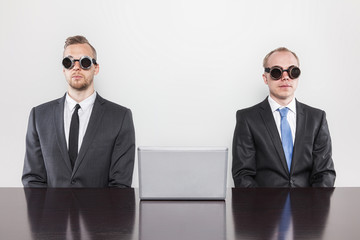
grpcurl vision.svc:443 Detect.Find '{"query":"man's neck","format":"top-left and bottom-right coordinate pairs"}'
top-left (269, 94), bottom-right (294, 107)
top-left (67, 87), bottom-right (95, 103)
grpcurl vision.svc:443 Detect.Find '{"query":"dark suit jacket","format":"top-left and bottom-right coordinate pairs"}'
top-left (232, 97), bottom-right (336, 187)
top-left (22, 93), bottom-right (135, 188)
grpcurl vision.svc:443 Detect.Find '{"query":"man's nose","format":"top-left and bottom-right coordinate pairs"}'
top-left (73, 60), bottom-right (81, 70)
top-left (281, 70), bottom-right (290, 80)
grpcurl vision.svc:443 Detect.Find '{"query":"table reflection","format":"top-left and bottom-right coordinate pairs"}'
top-left (140, 201), bottom-right (226, 240)
top-left (24, 188), bottom-right (136, 240)
top-left (290, 188), bottom-right (334, 239)
top-left (232, 188), bottom-right (334, 240)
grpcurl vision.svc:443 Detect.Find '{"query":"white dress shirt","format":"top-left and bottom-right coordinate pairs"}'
top-left (64, 91), bottom-right (97, 152)
top-left (268, 96), bottom-right (296, 143)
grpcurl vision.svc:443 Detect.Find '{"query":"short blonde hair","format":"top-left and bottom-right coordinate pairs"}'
top-left (263, 47), bottom-right (299, 68)
top-left (64, 35), bottom-right (97, 60)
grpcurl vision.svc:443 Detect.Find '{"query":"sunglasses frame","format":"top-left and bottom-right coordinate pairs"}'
top-left (264, 65), bottom-right (301, 80)
top-left (62, 56), bottom-right (97, 70)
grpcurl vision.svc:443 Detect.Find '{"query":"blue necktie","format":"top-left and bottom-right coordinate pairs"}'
top-left (278, 108), bottom-right (293, 171)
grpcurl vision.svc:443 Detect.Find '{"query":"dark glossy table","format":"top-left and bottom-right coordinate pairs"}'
top-left (0, 188), bottom-right (359, 240)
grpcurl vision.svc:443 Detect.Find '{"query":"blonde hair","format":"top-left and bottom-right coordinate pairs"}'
top-left (64, 35), bottom-right (97, 60)
top-left (263, 47), bottom-right (299, 68)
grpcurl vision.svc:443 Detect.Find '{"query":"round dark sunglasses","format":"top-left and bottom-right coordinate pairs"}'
top-left (62, 56), bottom-right (97, 70)
top-left (264, 65), bottom-right (301, 80)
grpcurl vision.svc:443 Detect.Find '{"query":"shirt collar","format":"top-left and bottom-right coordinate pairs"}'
top-left (268, 95), bottom-right (296, 114)
top-left (66, 91), bottom-right (97, 112)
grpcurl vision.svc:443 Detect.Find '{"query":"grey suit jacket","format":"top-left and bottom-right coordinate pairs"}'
top-left (232, 97), bottom-right (336, 187)
top-left (22, 93), bottom-right (135, 188)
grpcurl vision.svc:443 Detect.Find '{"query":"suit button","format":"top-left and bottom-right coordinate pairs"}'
top-left (71, 180), bottom-right (76, 184)
top-left (290, 179), bottom-right (295, 187)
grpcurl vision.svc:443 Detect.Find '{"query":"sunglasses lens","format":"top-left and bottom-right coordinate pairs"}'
top-left (62, 57), bottom-right (73, 69)
top-left (290, 67), bottom-right (301, 79)
top-left (270, 68), bottom-right (282, 80)
top-left (80, 57), bottom-right (92, 69)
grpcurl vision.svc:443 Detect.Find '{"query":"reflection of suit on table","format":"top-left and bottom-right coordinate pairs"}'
top-left (24, 188), bottom-right (136, 239)
top-left (231, 188), bottom-right (334, 239)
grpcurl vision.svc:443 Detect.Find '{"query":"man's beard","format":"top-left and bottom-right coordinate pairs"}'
top-left (69, 77), bottom-right (93, 91)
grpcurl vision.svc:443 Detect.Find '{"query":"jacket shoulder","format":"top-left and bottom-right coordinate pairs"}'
top-left (296, 100), bottom-right (326, 116)
top-left (236, 99), bottom-right (267, 118)
top-left (32, 96), bottom-right (64, 112)
top-left (98, 97), bottom-right (129, 111)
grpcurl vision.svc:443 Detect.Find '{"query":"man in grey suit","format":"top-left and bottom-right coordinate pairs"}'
top-left (232, 47), bottom-right (336, 187)
top-left (22, 35), bottom-right (135, 188)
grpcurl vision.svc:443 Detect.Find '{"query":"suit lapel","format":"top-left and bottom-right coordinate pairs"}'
top-left (291, 100), bottom-right (305, 172)
top-left (259, 98), bottom-right (289, 174)
top-left (54, 94), bottom-right (73, 172)
top-left (72, 94), bottom-right (105, 176)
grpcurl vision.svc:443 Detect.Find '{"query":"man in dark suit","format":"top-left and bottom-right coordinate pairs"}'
top-left (232, 47), bottom-right (336, 187)
top-left (22, 35), bottom-right (135, 188)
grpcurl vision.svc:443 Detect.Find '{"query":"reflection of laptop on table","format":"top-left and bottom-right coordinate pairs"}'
top-left (138, 147), bottom-right (228, 200)
top-left (140, 201), bottom-right (226, 240)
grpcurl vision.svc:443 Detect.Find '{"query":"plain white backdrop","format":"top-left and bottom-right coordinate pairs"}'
top-left (0, 0), bottom-right (359, 187)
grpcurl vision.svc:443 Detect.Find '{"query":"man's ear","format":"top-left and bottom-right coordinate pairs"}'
top-left (94, 63), bottom-right (100, 75)
top-left (263, 74), bottom-right (268, 85)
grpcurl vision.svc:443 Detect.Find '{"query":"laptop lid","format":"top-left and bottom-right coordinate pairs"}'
top-left (138, 147), bottom-right (228, 200)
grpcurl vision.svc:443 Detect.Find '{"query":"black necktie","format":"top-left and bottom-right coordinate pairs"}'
top-left (69, 104), bottom-right (81, 169)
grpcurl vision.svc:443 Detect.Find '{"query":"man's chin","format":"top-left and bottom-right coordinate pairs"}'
top-left (278, 95), bottom-right (295, 102)
top-left (271, 92), bottom-right (294, 101)
top-left (70, 83), bottom-right (89, 91)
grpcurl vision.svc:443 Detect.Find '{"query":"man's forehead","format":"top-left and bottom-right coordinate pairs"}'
top-left (63, 44), bottom-right (93, 57)
top-left (267, 51), bottom-right (299, 66)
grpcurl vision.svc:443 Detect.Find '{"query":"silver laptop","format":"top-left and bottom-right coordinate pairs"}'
top-left (138, 147), bottom-right (228, 200)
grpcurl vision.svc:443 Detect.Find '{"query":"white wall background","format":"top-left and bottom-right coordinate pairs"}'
top-left (0, 0), bottom-right (359, 187)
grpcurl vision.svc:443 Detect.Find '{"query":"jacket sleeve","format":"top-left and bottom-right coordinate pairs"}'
top-left (22, 108), bottom-right (48, 187)
top-left (108, 109), bottom-right (136, 188)
top-left (232, 110), bottom-right (259, 187)
top-left (310, 111), bottom-right (336, 187)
